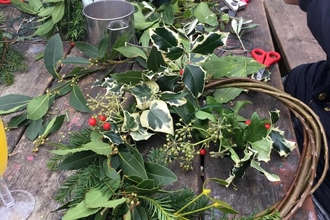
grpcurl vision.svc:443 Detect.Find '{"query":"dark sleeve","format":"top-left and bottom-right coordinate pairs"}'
top-left (300, 0), bottom-right (330, 60)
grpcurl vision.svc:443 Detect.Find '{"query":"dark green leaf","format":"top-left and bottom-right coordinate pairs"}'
top-left (111, 70), bottom-right (144, 85)
top-left (147, 46), bottom-right (165, 72)
top-left (163, 5), bottom-right (174, 25)
top-left (103, 131), bottom-right (124, 145)
top-left (61, 57), bottom-right (90, 65)
top-left (191, 32), bottom-right (225, 55)
top-left (7, 112), bottom-right (28, 128)
top-left (70, 84), bottom-right (90, 113)
top-left (156, 75), bottom-right (179, 91)
top-left (166, 47), bottom-right (184, 60)
top-left (26, 119), bottom-right (42, 140)
top-left (27, 94), bottom-right (51, 120)
top-left (34, 19), bottom-right (55, 36)
top-left (144, 161), bottom-right (177, 186)
top-left (270, 130), bottom-right (296, 157)
top-left (75, 42), bottom-right (98, 58)
top-left (41, 115), bottom-right (65, 137)
top-left (52, 2), bottom-right (65, 24)
top-left (151, 27), bottom-right (178, 52)
top-left (56, 151), bottom-right (101, 170)
top-left (243, 112), bottom-right (267, 142)
top-left (98, 34), bottom-right (109, 59)
top-left (44, 33), bottom-right (63, 78)
top-left (118, 152), bottom-right (148, 180)
top-left (0, 94), bottom-right (32, 115)
top-left (54, 82), bottom-right (72, 97)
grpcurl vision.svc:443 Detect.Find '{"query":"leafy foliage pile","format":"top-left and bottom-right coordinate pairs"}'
top-left (0, 11), bottom-right (27, 85)
top-left (1, 0), bottom-right (293, 219)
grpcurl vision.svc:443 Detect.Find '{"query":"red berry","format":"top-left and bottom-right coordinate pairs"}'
top-left (98, 115), bottom-right (107, 121)
top-left (264, 123), bottom-right (271, 130)
top-left (70, 42), bottom-right (75, 47)
top-left (245, 119), bottom-right (251, 125)
top-left (179, 69), bottom-right (184, 75)
top-left (103, 122), bottom-right (111, 130)
top-left (199, 148), bottom-right (206, 156)
top-left (88, 117), bottom-right (97, 127)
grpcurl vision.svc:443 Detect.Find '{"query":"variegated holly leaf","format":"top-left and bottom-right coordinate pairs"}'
top-left (140, 100), bottom-right (174, 135)
top-left (150, 27), bottom-right (179, 52)
top-left (191, 31), bottom-right (227, 55)
top-left (131, 82), bottom-right (159, 110)
top-left (182, 64), bottom-right (206, 98)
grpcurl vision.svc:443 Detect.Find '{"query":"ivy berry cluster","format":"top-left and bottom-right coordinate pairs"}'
top-left (88, 115), bottom-right (111, 130)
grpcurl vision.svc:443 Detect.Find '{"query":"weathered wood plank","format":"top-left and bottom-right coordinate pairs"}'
top-left (264, 0), bottom-right (326, 71)
top-left (203, 0), bottom-right (315, 219)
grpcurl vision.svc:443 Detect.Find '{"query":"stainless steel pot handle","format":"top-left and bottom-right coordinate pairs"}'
top-left (108, 20), bottom-right (128, 31)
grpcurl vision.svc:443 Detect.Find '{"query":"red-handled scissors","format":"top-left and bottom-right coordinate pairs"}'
top-left (251, 48), bottom-right (281, 68)
top-left (0, 0), bottom-right (11, 4)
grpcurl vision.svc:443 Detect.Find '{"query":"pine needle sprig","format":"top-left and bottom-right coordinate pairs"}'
top-left (67, 127), bottom-right (92, 148)
top-left (139, 195), bottom-right (176, 220)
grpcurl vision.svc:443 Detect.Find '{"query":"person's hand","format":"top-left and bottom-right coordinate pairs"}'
top-left (283, 0), bottom-right (299, 4)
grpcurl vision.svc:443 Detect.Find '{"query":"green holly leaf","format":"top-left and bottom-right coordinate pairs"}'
top-left (83, 131), bottom-right (112, 155)
top-left (147, 46), bottom-right (165, 72)
top-left (193, 2), bottom-right (218, 26)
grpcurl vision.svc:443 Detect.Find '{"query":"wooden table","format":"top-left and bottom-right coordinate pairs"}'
top-left (0, 1), bottom-right (316, 219)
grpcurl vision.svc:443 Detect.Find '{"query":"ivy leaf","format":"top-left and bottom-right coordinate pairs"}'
top-left (70, 84), bottom-right (90, 113)
top-left (26, 119), bottom-right (42, 140)
top-left (83, 130), bottom-right (112, 155)
top-left (0, 94), bottom-right (32, 115)
top-left (52, 2), bottom-right (65, 24)
top-left (118, 152), bottom-right (148, 180)
top-left (75, 42), bottom-right (98, 58)
top-left (140, 100), bottom-right (174, 135)
top-left (62, 200), bottom-right (100, 220)
top-left (122, 111), bottom-right (139, 132)
top-left (147, 46), bottom-right (165, 72)
top-left (150, 27), bottom-right (179, 52)
top-left (182, 64), bottom-right (205, 98)
top-left (130, 83), bottom-right (157, 110)
top-left (191, 31), bottom-right (226, 55)
top-left (144, 161), bottom-right (177, 186)
top-left (44, 33), bottom-right (63, 78)
top-left (27, 94), bottom-right (51, 120)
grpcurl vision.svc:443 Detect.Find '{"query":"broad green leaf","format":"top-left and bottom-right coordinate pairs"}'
top-left (250, 159), bottom-right (280, 182)
top-left (118, 152), bottom-right (148, 180)
top-left (75, 42), bottom-right (98, 58)
top-left (83, 130), bottom-right (112, 155)
top-left (62, 200), bottom-right (100, 220)
top-left (203, 55), bottom-right (264, 78)
top-left (34, 19), bottom-right (55, 36)
top-left (233, 100), bottom-right (252, 114)
top-left (41, 115), bottom-right (65, 137)
top-left (61, 57), bottom-right (90, 65)
top-left (92, 198), bottom-right (126, 208)
top-left (52, 2), bottom-right (65, 24)
top-left (29, 0), bottom-right (43, 11)
top-left (27, 94), bottom-right (51, 120)
top-left (195, 111), bottom-right (216, 122)
top-left (26, 119), bottom-right (42, 140)
top-left (38, 6), bottom-right (55, 16)
top-left (50, 147), bottom-right (90, 155)
top-left (110, 33), bottom-right (132, 59)
top-left (54, 81), bottom-right (72, 97)
top-left (11, 0), bottom-right (37, 14)
top-left (140, 100), bottom-right (174, 135)
top-left (133, 4), bottom-right (159, 30)
top-left (150, 27), bottom-right (179, 52)
top-left (163, 5), bottom-right (174, 25)
top-left (0, 94), bottom-right (32, 114)
top-left (213, 88), bottom-right (243, 104)
top-left (70, 84), bottom-right (90, 113)
top-left (98, 34), bottom-right (109, 59)
top-left (7, 112), bottom-right (28, 128)
top-left (191, 31), bottom-right (226, 55)
top-left (44, 33), bottom-right (63, 78)
top-left (147, 46), bottom-right (165, 72)
top-left (56, 151), bottom-right (100, 170)
top-left (144, 161), bottom-right (177, 186)
top-left (102, 158), bottom-right (119, 179)
top-left (250, 138), bottom-right (273, 162)
top-left (125, 181), bottom-right (160, 195)
top-left (156, 75), bottom-right (179, 91)
top-left (115, 46), bottom-right (147, 60)
top-left (182, 64), bottom-right (205, 98)
top-left (85, 188), bottom-right (111, 208)
top-left (111, 70), bottom-right (144, 85)
top-left (193, 2), bottom-right (218, 26)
